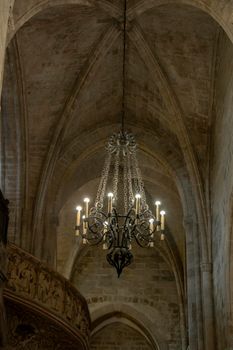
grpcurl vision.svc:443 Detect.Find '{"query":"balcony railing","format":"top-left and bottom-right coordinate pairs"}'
top-left (4, 244), bottom-right (91, 349)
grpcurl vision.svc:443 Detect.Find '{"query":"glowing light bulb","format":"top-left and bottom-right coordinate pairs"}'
top-left (76, 206), bottom-right (82, 226)
top-left (155, 201), bottom-right (161, 221)
top-left (107, 193), bottom-right (113, 213)
top-left (83, 198), bottom-right (90, 217)
top-left (160, 210), bottom-right (166, 230)
top-left (149, 218), bottom-right (154, 232)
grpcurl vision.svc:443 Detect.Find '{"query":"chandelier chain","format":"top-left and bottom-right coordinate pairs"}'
top-left (112, 151), bottom-right (120, 202)
top-left (95, 152), bottom-right (112, 207)
top-left (127, 152), bottom-right (134, 208)
top-left (132, 152), bottom-right (146, 206)
top-left (123, 154), bottom-right (128, 213)
top-left (121, 0), bottom-right (127, 132)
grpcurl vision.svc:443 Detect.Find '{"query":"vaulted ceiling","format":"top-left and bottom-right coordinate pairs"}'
top-left (2, 0), bottom-right (221, 276)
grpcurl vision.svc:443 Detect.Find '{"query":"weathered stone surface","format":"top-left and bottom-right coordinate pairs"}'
top-left (4, 243), bottom-right (91, 348)
top-left (211, 29), bottom-right (233, 350)
top-left (0, 0), bottom-right (13, 93)
top-left (5, 299), bottom-right (85, 350)
top-left (71, 244), bottom-right (183, 349)
top-left (1, 0), bottom-right (233, 349)
top-left (91, 322), bottom-right (153, 350)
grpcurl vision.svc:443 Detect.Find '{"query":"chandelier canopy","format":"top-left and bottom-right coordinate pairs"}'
top-left (75, 131), bottom-right (166, 276)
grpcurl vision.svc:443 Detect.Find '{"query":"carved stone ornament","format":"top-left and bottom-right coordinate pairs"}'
top-left (5, 299), bottom-right (84, 349)
top-left (4, 244), bottom-right (91, 349)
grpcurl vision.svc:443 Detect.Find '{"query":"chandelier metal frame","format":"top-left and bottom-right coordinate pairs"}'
top-left (75, 132), bottom-right (166, 276)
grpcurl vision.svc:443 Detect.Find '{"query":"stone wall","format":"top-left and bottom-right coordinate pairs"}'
top-left (71, 244), bottom-right (182, 349)
top-left (211, 29), bottom-right (233, 349)
top-left (5, 299), bottom-right (83, 350)
top-left (91, 322), bottom-right (153, 350)
top-left (0, 1), bottom-right (12, 93)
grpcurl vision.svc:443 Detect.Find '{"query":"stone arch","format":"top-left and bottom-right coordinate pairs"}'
top-left (6, 0), bottom-right (211, 268)
top-left (70, 234), bottom-right (187, 348)
top-left (8, 0), bottom-right (97, 43)
top-left (8, 0), bottom-right (233, 46)
top-left (90, 303), bottom-right (167, 350)
top-left (53, 124), bottom-right (189, 286)
top-left (127, 0), bottom-right (233, 43)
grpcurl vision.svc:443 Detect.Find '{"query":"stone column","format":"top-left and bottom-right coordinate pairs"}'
top-left (0, 1), bottom-right (13, 92)
top-left (0, 4), bottom-right (13, 344)
top-left (183, 217), bottom-right (204, 350)
top-left (0, 191), bottom-right (9, 347)
top-left (0, 243), bottom-right (7, 348)
top-left (201, 262), bottom-right (216, 350)
top-left (0, 0), bottom-right (14, 192)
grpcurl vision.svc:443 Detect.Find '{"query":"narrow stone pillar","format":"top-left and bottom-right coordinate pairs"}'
top-left (0, 1), bottom-right (13, 92)
top-left (0, 191), bottom-right (9, 348)
top-left (201, 263), bottom-right (216, 350)
top-left (183, 217), bottom-right (204, 350)
top-left (0, 243), bottom-right (7, 347)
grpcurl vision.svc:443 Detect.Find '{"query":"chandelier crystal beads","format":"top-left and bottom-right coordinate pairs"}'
top-left (75, 131), bottom-right (166, 276)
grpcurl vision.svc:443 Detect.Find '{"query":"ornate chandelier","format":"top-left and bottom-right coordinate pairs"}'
top-left (74, 0), bottom-right (166, 277)
top-left (75, 132), bottom-right (166, 276)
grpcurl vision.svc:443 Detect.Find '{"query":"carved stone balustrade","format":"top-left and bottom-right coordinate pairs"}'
top-left (4, 244), bottom-right (91, 349)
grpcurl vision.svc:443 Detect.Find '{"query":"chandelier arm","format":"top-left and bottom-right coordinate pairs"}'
top-left (105, 231), bottom-right (114, 249)
top-left (133, 232), bottom-right (149, 248)
top-left (123, 208), bottom-right (135, 228)
top-left (135, 220), bottom-right (156, 241)
top-left (86, 211), bottom-right (107, 233)
top-left (85, 234), bottom-right (104, 245)
top-left (109, 208), bottom-right (119, 243)
top-left (122, 228), bottom-right (130, 248)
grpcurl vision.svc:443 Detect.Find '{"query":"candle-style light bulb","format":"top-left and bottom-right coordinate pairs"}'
top-left (160, 210), bottom-right (166, 230)
top-left (149, 218), bottom-right (154, 231)
top-left (155, 201), bottom-right (161, 231)
top-left (82, 215), bottom-right (87, 234)
top-left (83, 198), bottom-right (90, 218)
top-left (160, 233), bottom-right (165, 241)
top-left (104, 221), bottom-right (108, 230)
top-left (107, 192), bottom-right (113, 213)
top-left (76, 206), bottom-right (82, 226)
top-left (135, 194), bottom-right (141, 215)
top-left (155, 201), bottom-right (161, 221)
